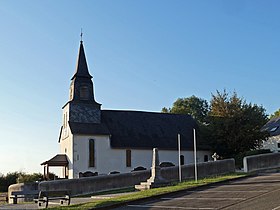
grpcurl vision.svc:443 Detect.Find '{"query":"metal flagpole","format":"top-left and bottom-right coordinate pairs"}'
top-left (178, 134), bottom-right (182, 182)
top-left (193, 128), bottom-right (197, 182)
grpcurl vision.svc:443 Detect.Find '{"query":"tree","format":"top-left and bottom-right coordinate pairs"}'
top-left (208, 90), bottom-right (269, 158)
top-left (162, 91), bottom-right (269, 159)
top-left (162, 95), bottom-right (210, 149)
top-left (270, 108), bottom-right (280, 119)
top-left (162, 95), bottom-right (209, 124)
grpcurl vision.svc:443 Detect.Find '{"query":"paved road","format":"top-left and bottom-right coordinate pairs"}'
top-left (0, 192), bottom-right (134, 209)
top-left (115, 173), bottom-right (280, 210)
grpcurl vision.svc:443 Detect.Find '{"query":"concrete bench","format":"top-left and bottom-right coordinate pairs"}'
top-left (10, 190), bottom-right (38, 204)
top-left (34, 190), bottom-right (71, 208)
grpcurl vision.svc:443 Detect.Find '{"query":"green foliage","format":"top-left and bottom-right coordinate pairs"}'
top-left (0, 172), bottom-right (22, 192)
top-left (17, 173), bottom-right (43, 183)
top-left (0, 172), bottom-right (46, 192)
top-left (270, 108), bottom-right (280, 119)
top-left (208, 90), bottom-right (269, 158)
top-left (162, 90), bottom-right (270, 159)
top-left (162, 95), bottom-right (209, 124)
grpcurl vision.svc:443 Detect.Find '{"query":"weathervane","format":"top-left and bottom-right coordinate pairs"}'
top-left (80, 28), bottom-right (83, 42)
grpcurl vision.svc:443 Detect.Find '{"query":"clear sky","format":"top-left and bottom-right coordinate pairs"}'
top-left (1, 0), bottom-right (280, 175)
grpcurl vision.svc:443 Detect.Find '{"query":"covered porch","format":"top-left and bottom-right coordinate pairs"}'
top-left (41, 154), bottom-right (69, 180)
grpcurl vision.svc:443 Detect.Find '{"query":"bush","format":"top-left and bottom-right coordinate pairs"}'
top-left (17, 173), bottom-right (43, 183)
top-left (0, 171), bottom-right (56, 192)
top-left (0, 172), bottom-right (22, 192)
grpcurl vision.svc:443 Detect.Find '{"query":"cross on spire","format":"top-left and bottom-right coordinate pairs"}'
top-left (80, 28), bottom-right (83, 42)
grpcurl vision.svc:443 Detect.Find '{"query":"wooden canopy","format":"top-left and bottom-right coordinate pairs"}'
top-left (41, 154), bottom-right (69, 180)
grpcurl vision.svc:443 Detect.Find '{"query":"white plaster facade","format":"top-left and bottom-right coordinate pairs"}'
top-left (60, 131), bottom-right (211, 179)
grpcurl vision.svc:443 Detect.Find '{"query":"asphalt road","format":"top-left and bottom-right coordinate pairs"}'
top-left (115, 172), bottom-right (280, 210)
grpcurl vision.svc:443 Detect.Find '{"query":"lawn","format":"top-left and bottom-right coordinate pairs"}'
top-left (50, 173), bottom-right (247, 210)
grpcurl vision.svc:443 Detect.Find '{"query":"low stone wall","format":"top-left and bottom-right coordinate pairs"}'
top-left (243, 152), bottom-right (280, 173)
top-left (8, 182), bottom-right (38, 204)
top-left (39, 159), bottom-right (235, 196)
top-left (161, 159), bottom-right (235, 181)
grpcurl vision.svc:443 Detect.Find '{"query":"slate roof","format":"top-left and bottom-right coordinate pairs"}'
top-left (41, 154), bottom-right (68, 166)
top-left (69, 122), bottom-right (110, 135)
top-left (261, 116), bottom-right (280, 136)
top-left (68, 110), bottom-right (202, 150)
top-left (71, 41), bottom-right (92, 80)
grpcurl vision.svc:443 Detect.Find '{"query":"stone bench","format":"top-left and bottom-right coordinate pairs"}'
top-left (34, 190), bottom-right (71, 208)
top-left (10, 190), bottom-right (38, 204)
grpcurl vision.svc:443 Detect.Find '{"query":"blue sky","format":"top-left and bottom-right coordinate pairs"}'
top-left (1, 0), bottom-right (280, 174)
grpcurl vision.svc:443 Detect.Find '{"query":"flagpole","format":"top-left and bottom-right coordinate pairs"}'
top-left (193, 128), bottom-right (197, 182)
top-left (178, 134), bottom-right (182, 182)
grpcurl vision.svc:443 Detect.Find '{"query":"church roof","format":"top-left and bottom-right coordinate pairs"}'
top-left (68, 110), bottom-right (203, 150)
top-left (69, 122), bottom-right (110, 135)
top-left (102, 110), bottom-right (197, 150)
top-left (71, 41), bottom-right (92, 80)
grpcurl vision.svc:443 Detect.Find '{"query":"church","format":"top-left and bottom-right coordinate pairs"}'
top-left (42, 39), bottom-right (212, 179)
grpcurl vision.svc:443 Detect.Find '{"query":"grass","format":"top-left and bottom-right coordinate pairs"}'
top-left (49, 173), bottom-right (247, 210)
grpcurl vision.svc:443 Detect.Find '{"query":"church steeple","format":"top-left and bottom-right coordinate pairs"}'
top-left (69, 40), bottom-right (99, 105)
top-left (71, 41), bottom-right (92, 80)
top-left (63, 39), bottom-right (101, 124)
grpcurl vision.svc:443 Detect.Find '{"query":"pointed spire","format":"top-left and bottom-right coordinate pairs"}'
top-left (71, 40), bottom-right (92, 80)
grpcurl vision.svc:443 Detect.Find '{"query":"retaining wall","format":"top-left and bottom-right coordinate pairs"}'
top-left (243, 152), bottom-right (280, 173)
top-left (39, 159), bottom-right (235, 196)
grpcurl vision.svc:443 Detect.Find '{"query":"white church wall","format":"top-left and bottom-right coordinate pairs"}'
top-left (72, 135), bottom-right (111, 178)
top-left (59, 134), bottom-right (74, 178)
top-left (59, 103), bottom-right (74, 178)
top-left (71, 134), bottom-right (212, 179)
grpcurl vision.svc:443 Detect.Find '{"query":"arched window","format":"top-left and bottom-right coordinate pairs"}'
top-left (126, 149), bottom-right (131, 167)
top-left (180, 155), bottom-right (184, 165)
top-left (89, 139), bottom-right (95, 167)
top-left (80, 86), bottom-right (89, 100)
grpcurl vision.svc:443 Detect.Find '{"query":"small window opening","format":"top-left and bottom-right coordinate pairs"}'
top-left (270, 126), bottom-right (279, 132)
top-left (89, 139), bottom-right (95, 167)
top-left (126, 149), bottom-right (131, 167)
top-left (80, 86), bottom-right (89, 100)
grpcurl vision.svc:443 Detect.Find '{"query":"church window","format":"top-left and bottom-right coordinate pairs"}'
top-left (126, 149), bottom-right (131, 167)
top-left (80, 86), bottom-right (89, 100)
top-left (65, 112), bottom-right (68, 128)
top-left (89, 139), bottom-right (95, 167)
top-left (180, 155), bottom-right (184, 165)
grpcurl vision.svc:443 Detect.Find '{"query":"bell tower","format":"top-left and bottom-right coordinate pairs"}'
top-left (63, 39), bottom-right (101, 125)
